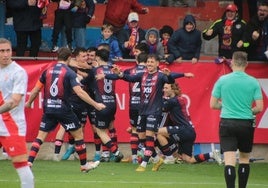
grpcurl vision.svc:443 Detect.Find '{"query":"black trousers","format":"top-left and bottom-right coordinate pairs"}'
top-left (51, 9), bottom-right (73, 45)
top-left (15, 29), bottom-right (41, 57)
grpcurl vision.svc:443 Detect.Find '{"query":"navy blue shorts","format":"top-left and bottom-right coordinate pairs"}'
top-left (87, 105), bottom-right (96, 125)
top-left (95, 107), bottom-right (116, 129)
top-left (129, 109), bottom-right (139, 127)
top-left (219, 118), bottom-right (254, 153)
top-left (167, 125), bottom-right (196, 157)
top-left (71, 103), bottom-right (88, 125)
top-left (40, 111), bottom-right (81, 132)
top-left (137, 115), bottom-right (161, 133)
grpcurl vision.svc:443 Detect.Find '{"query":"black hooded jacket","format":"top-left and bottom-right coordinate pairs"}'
top-left (167, 15), bottom-right (202, 60)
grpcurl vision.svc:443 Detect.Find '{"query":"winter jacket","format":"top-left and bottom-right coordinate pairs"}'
top-left (167, 15), bottom-right (201, 62)
top-left (95, 36), bottom-right (122, 61)
top-left (243, 15), bottom-right (268, 61)
top-left (202, 11), bottom-right (246, 59)
top-left (7, 0), bottom-right (42, 31)
top-left (141, 28), bottom-right (165, 60)
top-left (117, 25), bottom-right (146, 59)
top-left (72, 0), bottom-right (95, 28)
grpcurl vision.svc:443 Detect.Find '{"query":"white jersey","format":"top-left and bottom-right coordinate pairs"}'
top-left (0, 61), bottom-right (28, 136)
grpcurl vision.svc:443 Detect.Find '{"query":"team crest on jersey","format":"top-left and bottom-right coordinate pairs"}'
top-left (235, 24), bottom-right (242, 29)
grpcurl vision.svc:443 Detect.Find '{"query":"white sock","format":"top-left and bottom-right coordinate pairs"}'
top-left (140, 161), bottom-right (147, 168)
top-left (16, 166), bottom-right (34, 188)
top-left (209, 152), bottom-right (213, 158)
top-left (165, 155), bottom-right (175, 160)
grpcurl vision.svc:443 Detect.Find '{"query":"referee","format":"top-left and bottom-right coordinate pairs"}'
top-left (210, 51), bottom-right (263, 188)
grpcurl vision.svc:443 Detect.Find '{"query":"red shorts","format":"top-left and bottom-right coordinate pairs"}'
top-left (0, 135), bottom-right (28, 157)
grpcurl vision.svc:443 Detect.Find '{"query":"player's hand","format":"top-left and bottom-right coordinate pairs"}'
top-left (112, 65), bottom-right (121, 74)
top-left (162, 68), bottom-right (171, 76)
top-left (184, 72), bottom-right (194, 78)
top-left (95, 103), bottom-right (106, 111)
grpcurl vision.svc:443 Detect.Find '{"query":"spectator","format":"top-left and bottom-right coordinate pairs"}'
top-left (159, 25), bottom-right (174, 58)
top-left (0, 0), bottom-right (6, 38)
top-left (0, 38), bottom-right (34, 188)
top-left (72, 0), bottom-right (95, 49)
top-left (117, 12), bottom-right (146, 59)
top-left (7, 0), bottom-right (43, 57)
top-left (243, 1), bottom-right (268, 61)
top-left (95, 24), bottom-right (123, 62)
top-left (167, 14), bottom-right (202, 64)
top-left (202, 4), bottom-right (247, 61)
top-left (141, 28), bottom-right (165, 60)
top-left (51, 0), bottom-right (81, 52)
top-left (103, 0), bottom-right (149, 34)
top-left (210, 51), bottom-right (263, 188)
top-left (234, 0), bottom-right (258, 20)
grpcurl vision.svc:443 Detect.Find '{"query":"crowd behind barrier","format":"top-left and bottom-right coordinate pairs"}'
top-left (18, 59), bottom-right (268, 144)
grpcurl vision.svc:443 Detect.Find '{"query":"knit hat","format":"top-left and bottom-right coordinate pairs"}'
top-left (128, 12), bottom-right (139, 22)
top-left (160, 25), bottom-right (174, 36)
top-left (226, 4), bottom-right (238, 12)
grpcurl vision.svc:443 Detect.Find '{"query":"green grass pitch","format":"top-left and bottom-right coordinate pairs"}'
top-left (0, 160), bottom-right (268, 188)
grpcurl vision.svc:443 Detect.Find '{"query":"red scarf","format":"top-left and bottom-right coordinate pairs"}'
top-left (128, 27), bottom-right (139, 55)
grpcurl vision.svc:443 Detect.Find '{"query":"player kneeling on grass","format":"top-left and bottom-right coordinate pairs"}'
top-left (156, 83), bottom-right (223, 165)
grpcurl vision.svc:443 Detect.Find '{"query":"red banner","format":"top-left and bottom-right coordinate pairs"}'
top-left (19, 60), bottom-right (268, 143)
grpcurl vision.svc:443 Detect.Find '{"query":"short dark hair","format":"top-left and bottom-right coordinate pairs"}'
top-left (97, 43), bottom-right (110, 51)
top-left (96, 49), bottom-right (110, 62)
top-left (147, 53), bottom-right (160, 62)
top-left (57, 47), bottom-right (72, 61)
top-left (73, 47), bottom-right (87, 57)
top-left (137, 52), bottom-right (148, 64)
top-left (135, 43), bottom-right (149, 54)
top-left (87, 46), bottom-right (97, 52)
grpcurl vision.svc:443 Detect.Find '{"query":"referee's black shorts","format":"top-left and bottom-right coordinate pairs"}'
top-left (219, 118), bottom-right (255, 153)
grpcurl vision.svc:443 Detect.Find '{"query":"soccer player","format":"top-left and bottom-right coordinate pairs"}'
top-left (82, 48), bottom-right (124, 162)
top-left (0, 38), bottom-right (34, 188)
top-left (116, 54), bottom-right (175, 171)
top-left (210, 51), bottom-right (263, 188)
top-left (157, 83), bottom-right (223, 165)
top-left (26, 47), bottom-right (105, 172)
top-left (123, 52), bottom-right (147, 163)
top-left (53, 47), bottom-right (92, 161)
